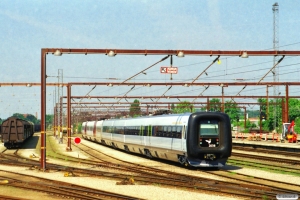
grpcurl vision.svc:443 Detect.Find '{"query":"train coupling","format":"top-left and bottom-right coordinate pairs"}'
top-left (204, 154), bottom-right (216, 160)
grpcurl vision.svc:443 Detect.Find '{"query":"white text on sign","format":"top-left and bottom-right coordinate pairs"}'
top-left (160, 67), bottom-right (178, 74)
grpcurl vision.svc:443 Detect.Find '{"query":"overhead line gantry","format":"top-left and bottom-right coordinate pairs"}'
top-left (40, 48), bottom-right (300, 171)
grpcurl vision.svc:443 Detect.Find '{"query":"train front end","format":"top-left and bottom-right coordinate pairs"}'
top-left (186, 112), bottom-right (232, 167)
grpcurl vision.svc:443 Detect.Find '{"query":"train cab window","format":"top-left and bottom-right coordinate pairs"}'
top-left (199, 120), bottom-right (219, 136)
top-left (199, 120), bottom-right (220, 147)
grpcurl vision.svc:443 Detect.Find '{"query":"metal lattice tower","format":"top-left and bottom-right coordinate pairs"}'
top-left (272, 2), bottom-right (279, 130)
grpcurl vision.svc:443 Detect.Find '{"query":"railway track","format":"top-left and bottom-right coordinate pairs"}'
top-left (1, 134), bottom-right (300, 199)
top-left (231, 151), bottom-right (300, 165)
top-left (233, 146), bottom-right (300, 158)
top-left (52, 136), bottom-right (300, 199)
top-left (0, 170), bottom-right (144, 200)
top-left (230, 146), bottom-right (300, 175)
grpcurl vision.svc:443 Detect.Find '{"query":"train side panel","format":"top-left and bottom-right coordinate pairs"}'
top-left (92, 114), bottom-right (190, 163)
top-left (85, 121), bottom-right (96, 139)
top-left (94, 120), bottom-right (103, 142)
top-left (81, 122), bottom-right (87, 136)
top-left (82, 112), bottom-right (232, 168)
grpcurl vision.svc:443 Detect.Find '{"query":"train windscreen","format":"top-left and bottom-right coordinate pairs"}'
top-left (199, 119), bottom-right (220, 147)
top-left (199, 120), bottom-right (219, 136)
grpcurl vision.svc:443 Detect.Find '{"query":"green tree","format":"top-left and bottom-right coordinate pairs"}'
top-left (257, 98), bottom-right (267, 112)
top-left (46, 114), bottom-right (53, 129)
top-left (11, 113), bottom-right (40, 123)
top-left (12, 113), bottom-right (26, 120)
top-left (199, 98), bottom-right (221, 111)
top-left (171, 103), bottom-right (175, 110)
top-left (294, 117), bottom-right (300, 133)
top-left (172, 101), bottom-right (194, 114)
top-left (209, 98), bottom-right (221, 111)
top-left (256, 98), bottom-right (300, 132)
top-left (129, 99), bottom-right (141, 117)
top-left (288, 99), bottom-right (300, 121)
top-left (26, 114), bottom-right (40, 124)
top-left (224, 100), bottom-right (241, 123)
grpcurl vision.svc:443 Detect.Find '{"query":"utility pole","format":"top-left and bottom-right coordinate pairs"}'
top-left (58, 69), bottom-right (63, 134)
top-left (272, 2), bottom-right (279, 130)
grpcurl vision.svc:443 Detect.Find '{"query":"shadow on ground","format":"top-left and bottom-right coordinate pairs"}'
top-left (21, 135), bottom-right (40, 149)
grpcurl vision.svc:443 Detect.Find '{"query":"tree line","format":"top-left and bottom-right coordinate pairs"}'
top-left (0, 113), bottom-right (53, 128)
top-left (129, 98), bottom-right (300, 133)
top-left (4, 97), bottom-right (299, 134)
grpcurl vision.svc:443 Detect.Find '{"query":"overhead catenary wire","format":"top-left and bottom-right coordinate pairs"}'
top-left (257, 56), bottom-right (285, 84)
top-left (121, 55), bottom-right (170, 84)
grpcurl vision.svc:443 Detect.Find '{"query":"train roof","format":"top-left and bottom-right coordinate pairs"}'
top-left (104, 112), bottom-right (192, 121)
top-left (83, 111), bottom-right (226, 124)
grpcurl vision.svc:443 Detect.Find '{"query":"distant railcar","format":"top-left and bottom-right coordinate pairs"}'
top-left (34, 124), bottom-right (41, 132)
top-left (0, 117), bottom-right (34, 148)
top-left (82, 112), bottom-right (232, 168)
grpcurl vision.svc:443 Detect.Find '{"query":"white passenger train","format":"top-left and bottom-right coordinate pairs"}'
top-left (82, 112), bottom-right (232, 167)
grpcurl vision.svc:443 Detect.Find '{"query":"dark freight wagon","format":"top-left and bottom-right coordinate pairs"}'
top-left (0, 117), bottom-right (34, 148)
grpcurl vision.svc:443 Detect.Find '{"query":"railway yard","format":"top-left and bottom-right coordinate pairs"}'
top-left (0, 132), bottom-right (299, 200)
top-left (2, 2), bottom-right (300, 200)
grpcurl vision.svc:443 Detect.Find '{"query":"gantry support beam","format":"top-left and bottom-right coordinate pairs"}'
top-left (67, 95), bottom-right (300, 99)
top-left (0, 83), bottom-right (67, 86)
top-left (2, 82), bottom-right (300, 87)
top-left (41, 48), bottom-right (300, 171)
top-left (43, 48), bottom-right (300, 56)
top-left (64, 102), bottom-right (280, 105)
top-left (68, 82), bottom-right (300, 86)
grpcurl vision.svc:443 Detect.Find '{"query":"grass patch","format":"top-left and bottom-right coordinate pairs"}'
top-left (228, 159), bottom-right (300, 177)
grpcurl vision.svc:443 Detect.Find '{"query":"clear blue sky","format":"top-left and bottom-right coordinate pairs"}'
top-left (0, 0), bottom-right (300, 119)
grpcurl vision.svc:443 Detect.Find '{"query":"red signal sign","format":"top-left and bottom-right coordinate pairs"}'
top-left (160, 67), bottom-right (178, 74)
top-left (74, 137), bottom-right (81, 144)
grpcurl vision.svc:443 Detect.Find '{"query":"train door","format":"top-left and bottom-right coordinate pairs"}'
top-left (140, 126), bottom-right (144, 145)
top-left (84, 122), bottom-right (87, 135)
top-left (181, 125), bottom-right (186, 151)
top-left (93, 121), bottom-right (97, 138)
top-left (143, 125), bottom-right (151, 146)
top-left (96, 120), bottom-right (103, 140)
top-left (148, 125), bottom-right (152, 146)
top-left (139, 125), bottom-right (150, 146)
